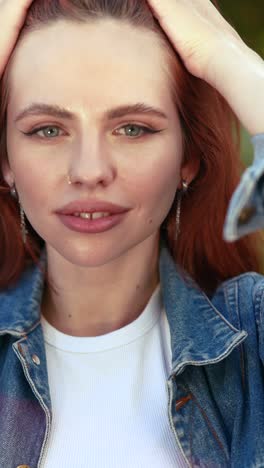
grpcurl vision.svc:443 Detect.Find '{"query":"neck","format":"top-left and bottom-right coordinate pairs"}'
top-left (41, 234), bottom-right (161, 337)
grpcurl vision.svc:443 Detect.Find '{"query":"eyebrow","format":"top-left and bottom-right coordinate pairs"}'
top-left (14, 102), bottom-right (168, 123)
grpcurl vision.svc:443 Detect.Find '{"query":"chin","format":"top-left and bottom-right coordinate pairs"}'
top-left (47, 241), bottom-right (125, 268)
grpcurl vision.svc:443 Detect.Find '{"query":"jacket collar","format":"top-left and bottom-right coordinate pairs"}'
top-left (158, 236), bottom-right (247, 375)
top-left (0, 236), bottom-right (247, 374)
top-left (0, 249), bottom-right (46, 337)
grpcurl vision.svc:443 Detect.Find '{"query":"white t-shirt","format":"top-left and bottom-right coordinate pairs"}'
top-left (40, 284), bottom-right (187, 467)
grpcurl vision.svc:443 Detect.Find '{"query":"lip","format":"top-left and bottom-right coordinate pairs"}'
top-left (56, 199), bottom-right (130, 215)
top-left (57, 212), bottom-right (128, 234)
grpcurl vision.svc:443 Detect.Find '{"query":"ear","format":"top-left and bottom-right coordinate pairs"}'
top-left (1, 158), bottom-right (14, 187)
top-left (178, 156), bottom-right (200, 188)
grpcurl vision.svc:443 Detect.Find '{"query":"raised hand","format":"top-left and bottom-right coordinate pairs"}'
top-left (147, 0), bottom-right (246, 81)
top-left (0, 0), bottom-right (34, 77)
top-left (147, 0), bottom-right (264, 135)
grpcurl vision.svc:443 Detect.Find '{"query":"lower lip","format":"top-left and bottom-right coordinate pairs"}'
top-left (57, 212), bottom-right (128, 234)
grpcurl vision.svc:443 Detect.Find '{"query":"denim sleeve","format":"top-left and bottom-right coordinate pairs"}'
top-left (223, 133), bottom-right (264, 241)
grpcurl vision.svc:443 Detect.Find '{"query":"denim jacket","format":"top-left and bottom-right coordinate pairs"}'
top-left (1, 133), bottom-right (264, 468)
top-left (224, 133), bottom-right (264, 241)
top-left (1, 239), bottom-right (264, 468)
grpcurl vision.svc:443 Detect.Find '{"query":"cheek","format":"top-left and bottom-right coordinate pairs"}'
top-left (127, 146), bottom-right (181, 222)
top-left (6, 131), bottom-right (55, 207)
top-left (6, 147), bottom-right (52, 210)
top-left (148, 160), bottom-right (180, 212)
top-left (11, 160), bottom-right (54, 241)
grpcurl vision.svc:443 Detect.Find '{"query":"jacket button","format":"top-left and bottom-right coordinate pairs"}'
top-left (16, 465), bottom-right (31, 468)
top-left (238, 206), bottom-right (256, 225)
top-left (32, 354), bottom-right (40, 365)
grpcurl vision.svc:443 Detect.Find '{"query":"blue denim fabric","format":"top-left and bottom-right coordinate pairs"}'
top-left (224, 133), bottom-right (264, 241)
top-left (1, 237), bottom-right (264, 467)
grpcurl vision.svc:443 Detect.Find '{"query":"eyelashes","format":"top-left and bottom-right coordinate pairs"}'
top-left (23, 126), bottom-right (64, 139)
top-left (21, 123), bottom-right (164, 140)
top-left (115, 124), bottom-right (163, 138)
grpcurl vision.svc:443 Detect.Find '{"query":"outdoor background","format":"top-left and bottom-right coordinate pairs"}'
top-left (219, 0), bottom-right (264, 166)
top-left (213, 1), bottom-right (264, 266)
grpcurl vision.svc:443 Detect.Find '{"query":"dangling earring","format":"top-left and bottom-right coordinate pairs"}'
top-left (19, 203), bottom-right (28, 244)
top-left (10, 184), bottom-right (28, 244)
top-left (175, 179), bottom-right (188, 242)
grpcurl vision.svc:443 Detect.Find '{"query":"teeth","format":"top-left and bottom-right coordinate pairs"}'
top-left (73, 212), bottom-right (110, 219)
top-left (80, 213), bottom-right (91, 219)
top-left (89, 212), bottom-right (110, 220)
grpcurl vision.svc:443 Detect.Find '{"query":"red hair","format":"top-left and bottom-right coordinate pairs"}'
top-left (0, 0), bottom-right (262, 294)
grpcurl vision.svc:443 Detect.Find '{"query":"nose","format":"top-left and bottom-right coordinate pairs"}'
top-left (68, 136), bottom-right (116, 188)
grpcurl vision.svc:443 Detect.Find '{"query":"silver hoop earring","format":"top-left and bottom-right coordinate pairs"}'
top-left (175, 180), bottom-right (188, 242)
top-left (10, 185), bottom-right (28, 244)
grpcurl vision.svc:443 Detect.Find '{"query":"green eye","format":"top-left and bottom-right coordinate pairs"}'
top-left (117, 124), bottom-right (160, 138)
top-left (23, 125), bottom-right (63, 138)
top-left (39, 126), bottom-right (60, 138)
top-left (23, 124), bottom-right (163, 140)
top-left (124, 125), bottom-right (143, 137)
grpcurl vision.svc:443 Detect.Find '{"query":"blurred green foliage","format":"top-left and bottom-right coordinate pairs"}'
top-left (220, 0), bottom-right (264, 58)
top-left (219, 1), bottom-right (263, 165)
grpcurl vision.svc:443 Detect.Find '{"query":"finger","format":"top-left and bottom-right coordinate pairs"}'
top-left (147, 1), bottom-right (213, 48)
top-left (0, 0), bottom-right (34, 75)
top-left (0, 0), bottom-right (33, 31)
top-left (146, 0), bottom-right (245, 80)
top-left (191, 0), bottom-right (242, 40)
top-left (147, 0), bottom-right (241, 41)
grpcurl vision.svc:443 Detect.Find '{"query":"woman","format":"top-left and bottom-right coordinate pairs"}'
top-left (0, 0), bottom-right (263, 467)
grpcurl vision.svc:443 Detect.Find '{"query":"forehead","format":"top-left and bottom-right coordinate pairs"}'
top-left (8, 19), bottom-right (174, 115)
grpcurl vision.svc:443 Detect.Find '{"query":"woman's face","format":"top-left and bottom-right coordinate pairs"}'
top-left (4, 18), bottom-right (188, 267)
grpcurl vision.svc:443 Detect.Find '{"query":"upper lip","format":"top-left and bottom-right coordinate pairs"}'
top-left (56, 199), bottom-right (130, 215)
